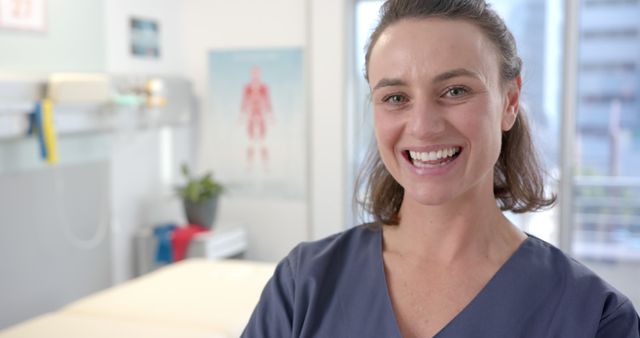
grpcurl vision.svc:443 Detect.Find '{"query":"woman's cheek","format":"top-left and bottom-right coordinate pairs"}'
top-left (374, 114), bottom-right (402, 145)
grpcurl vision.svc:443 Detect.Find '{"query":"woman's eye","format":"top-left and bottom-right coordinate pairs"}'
top-left (383, 94), bottom-right (407, 104)
top-left (445, 87), bottom-right (469, 97)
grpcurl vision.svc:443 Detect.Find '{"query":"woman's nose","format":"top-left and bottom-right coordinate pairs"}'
top-left (407, 100), bottom-right (445, 138)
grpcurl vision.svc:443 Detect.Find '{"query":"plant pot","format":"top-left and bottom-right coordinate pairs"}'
top-left (183, 196), bottom-right (219, 229)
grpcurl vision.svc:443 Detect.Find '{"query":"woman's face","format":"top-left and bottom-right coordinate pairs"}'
top-left (368, 18), bottom-right (519, 208)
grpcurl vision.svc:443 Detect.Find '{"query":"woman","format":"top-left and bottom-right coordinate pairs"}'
top-left (242, 0), bottom-right (640, 337)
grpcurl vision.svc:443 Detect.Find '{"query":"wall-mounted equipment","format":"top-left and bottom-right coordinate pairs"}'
top-left (0, 74), bottom-right (194, 140)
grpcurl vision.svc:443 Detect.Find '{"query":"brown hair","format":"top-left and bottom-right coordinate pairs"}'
top-left (356, 0), bottom-right (556, 225)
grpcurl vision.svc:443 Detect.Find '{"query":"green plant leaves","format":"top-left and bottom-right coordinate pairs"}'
top-left (176, 163), bottom-right (224, 203)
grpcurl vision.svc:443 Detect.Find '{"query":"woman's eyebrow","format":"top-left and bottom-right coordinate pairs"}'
top-left (372, 68), bottom-right (483, 91)
top-left (433, 68), bottom-right (482, 83)
top-left (372, 78), bottom-right (406, 91)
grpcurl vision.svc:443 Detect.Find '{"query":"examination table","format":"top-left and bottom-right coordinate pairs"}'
top-left (0, 259), bottom-right (275, 338)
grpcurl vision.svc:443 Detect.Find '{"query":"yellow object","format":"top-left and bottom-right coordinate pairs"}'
top-left (42, 98), bottom-right (59, 164)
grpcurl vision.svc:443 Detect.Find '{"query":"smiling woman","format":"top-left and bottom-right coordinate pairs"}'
top-left (241, 1), bottom-right (640, 337)
top-left (369, 18), bottom-right (518, 217)
top-left (362, 16), bottom-right (551, 226)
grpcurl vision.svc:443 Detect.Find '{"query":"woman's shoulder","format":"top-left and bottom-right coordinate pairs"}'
top-left (523, 235), bottom-right (617, 286)
top-left (282, 223), bottom-right (380, 275)
top-left (521, 234), bottom-right (636, 318)
top-left (244, 224), bottom-right (396, 337)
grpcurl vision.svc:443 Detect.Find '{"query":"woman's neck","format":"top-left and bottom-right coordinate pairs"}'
top-left (383, 189), bottom-right (526, 265)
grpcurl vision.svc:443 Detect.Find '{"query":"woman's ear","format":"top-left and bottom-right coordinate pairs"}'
top-left (501, 75), bottom-right (521, 131)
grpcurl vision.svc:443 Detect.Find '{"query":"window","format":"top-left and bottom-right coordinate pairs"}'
top-left (572, 0), bottom-right (640, 260)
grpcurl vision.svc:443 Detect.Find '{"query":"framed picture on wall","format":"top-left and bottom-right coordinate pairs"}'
top-left (130, 16), bottom-right (160, 58)
top-left (0, 0), bottom-right (47, 32)
top-left (208, 48), bottom-right (306, 199)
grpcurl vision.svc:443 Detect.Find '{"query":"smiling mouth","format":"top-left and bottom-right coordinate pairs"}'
top-left (405, 147), bottom-right (462, 168)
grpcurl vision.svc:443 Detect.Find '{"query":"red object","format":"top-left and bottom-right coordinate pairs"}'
top-left (171, 224), bottom-right (210, 261)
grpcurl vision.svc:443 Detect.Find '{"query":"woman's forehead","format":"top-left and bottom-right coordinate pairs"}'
top-left (368, 18), bottom-right (501, 85)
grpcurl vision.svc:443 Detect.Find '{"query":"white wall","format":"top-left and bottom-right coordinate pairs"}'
top-left (109, 129), bottom-right (188, 283)
top-left (0, 0), bottom-right (105, 73)
top-left (309, 0), bottom-right (349, 240)
top-left (182, 0), bottom-right (350, 262)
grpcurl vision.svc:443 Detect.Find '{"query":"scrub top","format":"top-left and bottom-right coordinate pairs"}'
top-left (242, 224), bottom-right (640, 337)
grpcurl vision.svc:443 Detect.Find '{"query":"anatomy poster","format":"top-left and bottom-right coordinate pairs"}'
top-left (208, 48), bottom-right (305, 198)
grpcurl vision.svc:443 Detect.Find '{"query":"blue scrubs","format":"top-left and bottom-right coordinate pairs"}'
top-left (242, 224), bottom-right (640, 337)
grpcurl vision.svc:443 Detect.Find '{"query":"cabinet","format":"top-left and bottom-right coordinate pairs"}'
top-left (135, 224), bottom-right (248, 276)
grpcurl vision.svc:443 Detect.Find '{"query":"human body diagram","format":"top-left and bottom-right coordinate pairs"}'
top-left (239, 67), bottom-right (274, 171)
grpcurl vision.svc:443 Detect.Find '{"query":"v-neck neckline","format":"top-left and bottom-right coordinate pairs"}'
top-left (375, 227), bottom-right (532, 338)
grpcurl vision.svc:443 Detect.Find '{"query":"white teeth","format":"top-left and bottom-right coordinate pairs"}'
top-left (414, 160), bottom-right (448, 168)
top-left (409, 147), bottom-right (460, 162)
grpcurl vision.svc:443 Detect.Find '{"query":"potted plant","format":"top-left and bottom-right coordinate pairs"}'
top-left (176, 164), bottom-right (224, 229)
